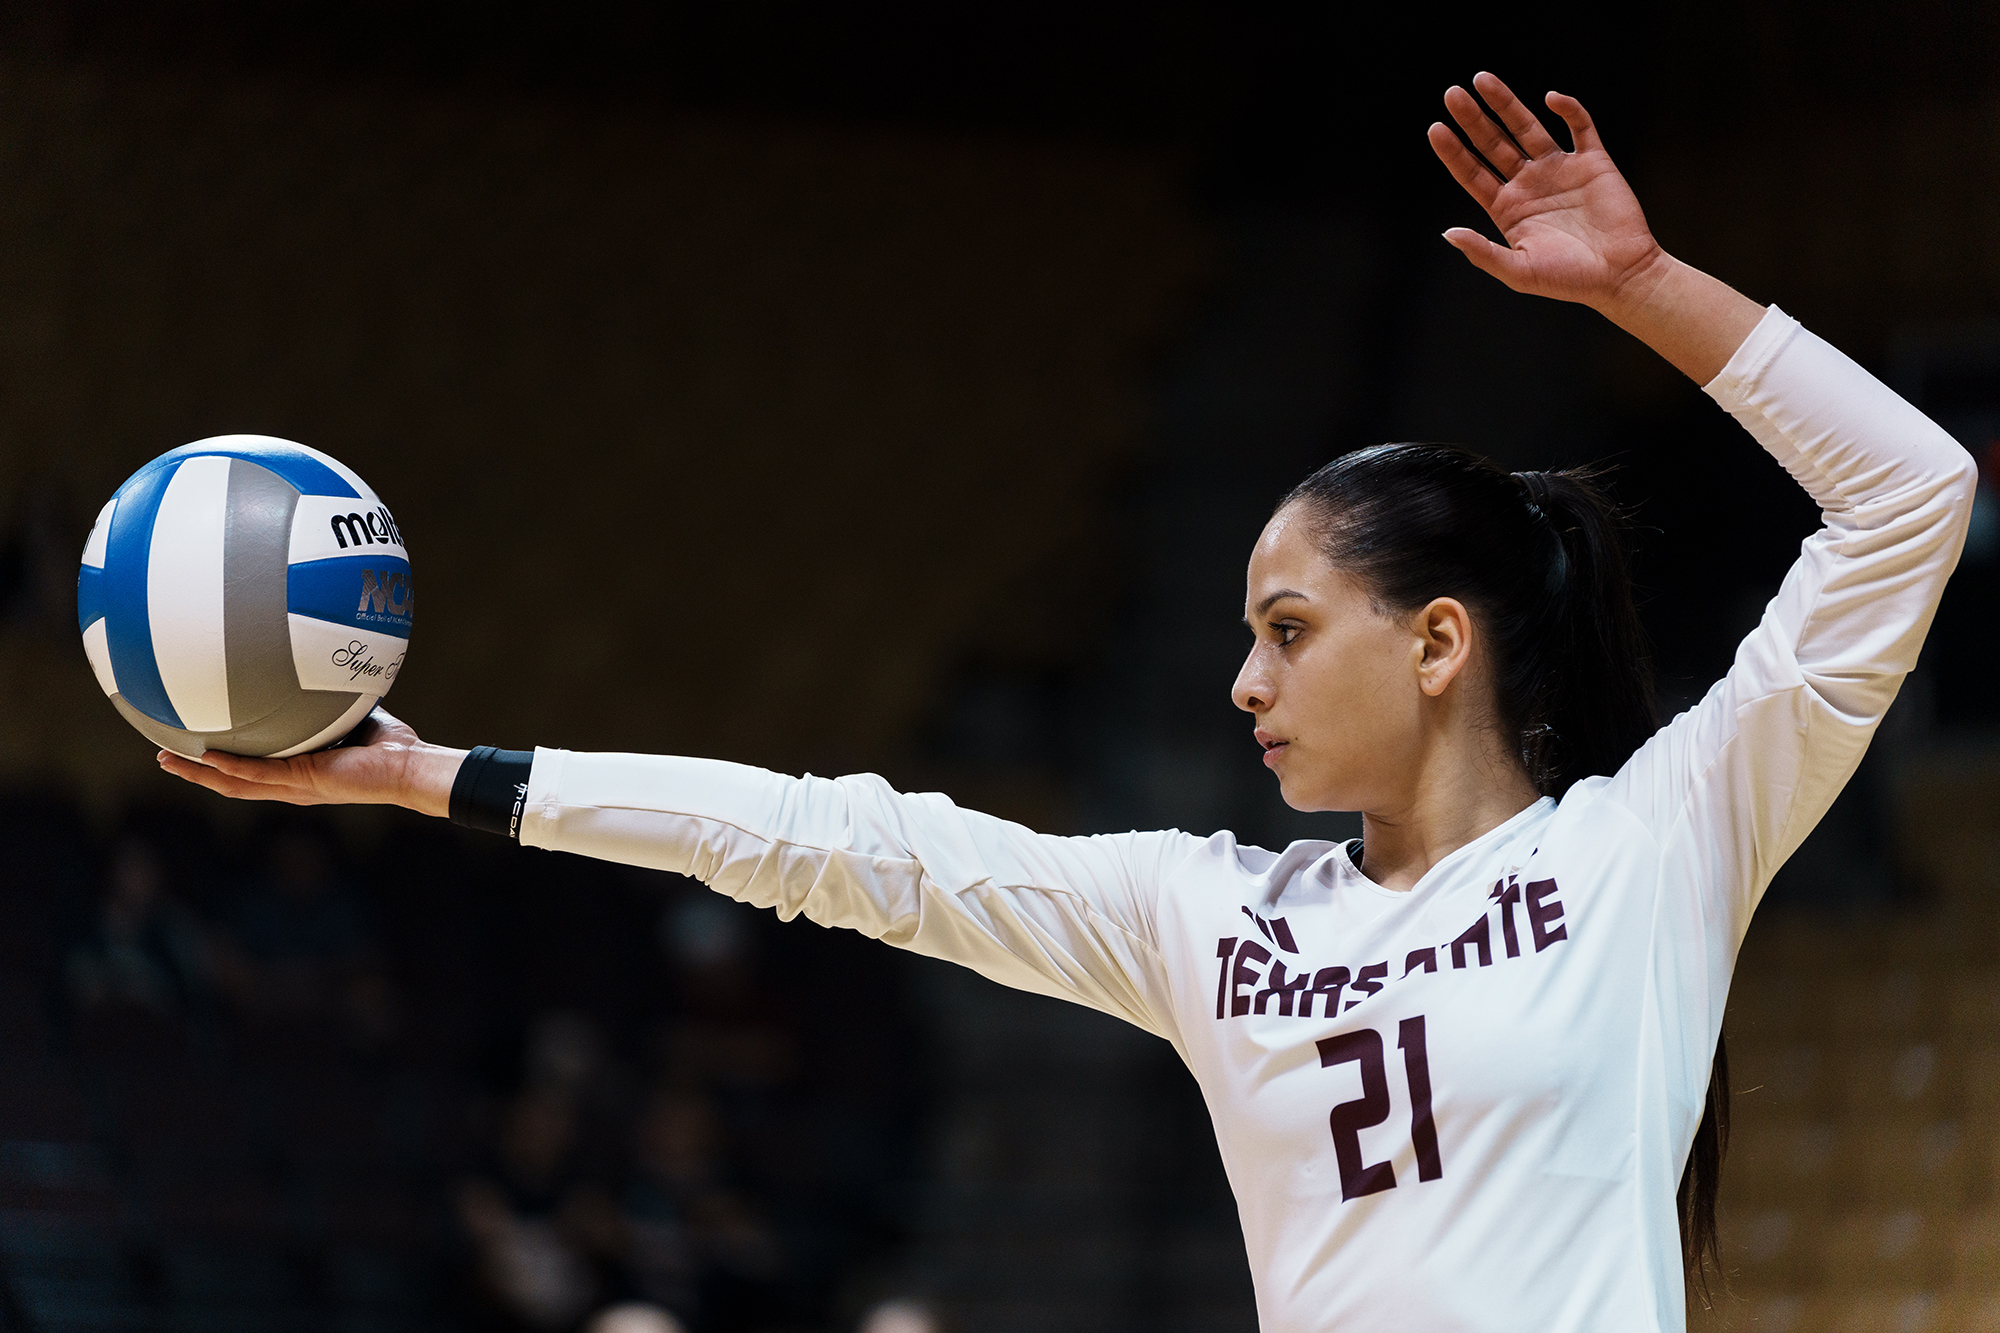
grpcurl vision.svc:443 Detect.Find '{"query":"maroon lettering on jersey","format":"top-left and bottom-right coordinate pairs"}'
top-left (1215, 937), bottom-right (1239, 1020)
top-left (1492, 879), bottom-right (1524, 958)
top-left (1318, 1029), bottom-right (1398, 1201)
top-left (1214, 876), bottom-right (1567, 1024)
top-left (1305, 966), bottom-right (1350, 1018)
top-left (1343, 960), bottom-right (1388, 1012)
top-left (1448, 913), bottom-right (1492, 969)
top-left (1525, 879), bottom-right (1568, 951)
top-left (1231, 940), bottom-right (1273, 1017)
top-left (1397, 1016), bottom-right (1444, 1182)
top-left (1240, 906), bottom-right (1300, 954)
top-left (1254, 959), bottom-right (1312, 1015)
top-left (1316, 1015), bottom-right (1446, 1203)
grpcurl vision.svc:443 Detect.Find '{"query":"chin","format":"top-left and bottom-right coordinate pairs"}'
top-left (1275, 776), bottom-right (1343, 814)
top-left (1273, 766), bottom-right (1367, 815)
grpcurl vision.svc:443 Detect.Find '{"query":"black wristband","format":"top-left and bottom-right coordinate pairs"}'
top-left (449, 746), bottom-right (535, 840)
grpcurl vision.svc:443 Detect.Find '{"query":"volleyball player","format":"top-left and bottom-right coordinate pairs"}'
top-left (161, 73), bottom-right (1980, 1330)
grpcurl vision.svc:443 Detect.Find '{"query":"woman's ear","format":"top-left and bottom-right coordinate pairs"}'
top-left (1414, 597), bottom-right (1475, 698)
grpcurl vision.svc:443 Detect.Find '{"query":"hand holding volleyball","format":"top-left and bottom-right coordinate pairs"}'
top-left (156, 705), bottom-right (462, 816)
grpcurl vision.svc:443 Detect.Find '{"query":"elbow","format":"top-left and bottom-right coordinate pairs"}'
top-left (1948, 448), bottom-right (1982, 517)
top-left (1945, 449), bottom-right (1984, 549)
top-left (1875, 446), bottom-right (1981, 554)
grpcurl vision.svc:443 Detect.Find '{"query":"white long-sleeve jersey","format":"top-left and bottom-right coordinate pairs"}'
top-left (511, 307), bottom-right (1978, 1331)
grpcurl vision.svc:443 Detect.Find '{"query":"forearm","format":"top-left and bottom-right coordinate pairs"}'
top-left (1710, 309), bottom-right (1979, 520)
top-left (1595, 249), bottom-right (1767, 386)
top-left (1707, 308), bottom-right (1978, 715)
top-left (1606, 308), bottom-right (1979, 907)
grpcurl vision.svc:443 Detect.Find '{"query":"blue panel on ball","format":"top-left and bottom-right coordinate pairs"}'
top-left (127, 442), bottom-right (359, 499)
top-left (76, 564), bottom-right (105, 632)
top-left (101, 462), bottom-right (182, 728)
top-left (288, 555), bottom-right (415, 636)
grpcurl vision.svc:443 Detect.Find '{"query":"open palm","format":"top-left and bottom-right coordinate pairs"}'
top-left (158, 705), bottom-right (446, 810)
top-left (1428, 73), bottom-right (1665, 310)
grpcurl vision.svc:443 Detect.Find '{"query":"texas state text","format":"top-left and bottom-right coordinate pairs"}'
top-left (1214, 876), bottom-right (1569, 1022)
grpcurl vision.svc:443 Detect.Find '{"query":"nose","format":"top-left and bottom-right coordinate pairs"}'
top-left (1232, 645), bottom-right (1270, 714)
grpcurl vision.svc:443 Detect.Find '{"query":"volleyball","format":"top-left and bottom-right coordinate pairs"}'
top-left (76, 435), bottom-right (414, 759)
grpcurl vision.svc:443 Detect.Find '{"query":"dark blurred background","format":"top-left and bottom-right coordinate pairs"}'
top-left (0, 3), bottom-right (1996, 1331)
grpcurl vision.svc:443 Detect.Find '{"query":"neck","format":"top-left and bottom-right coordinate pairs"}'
top-left (1355, 739), bottom-right (1542, 893)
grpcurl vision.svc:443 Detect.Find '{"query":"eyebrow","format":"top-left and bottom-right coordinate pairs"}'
top-left (1247, 588), bottom-right (1309, 621)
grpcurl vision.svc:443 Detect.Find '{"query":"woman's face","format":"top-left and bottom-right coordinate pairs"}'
top-left (1231, 504), bottom-right (1449, 813)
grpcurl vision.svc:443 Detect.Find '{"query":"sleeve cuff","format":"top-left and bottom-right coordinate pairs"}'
top-left (1702, 303), bottom-right (1800, 411)
top-left (448, 746), bottom-right (535, 839)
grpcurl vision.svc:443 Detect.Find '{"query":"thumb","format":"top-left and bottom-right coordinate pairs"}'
top-left (1442, 228), bottom-right (1534, 291)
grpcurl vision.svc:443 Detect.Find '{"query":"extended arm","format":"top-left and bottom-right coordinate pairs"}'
top-left (518, 748), bottom-right (1191, 1036)
top-left (1611, 313), bottom-right (1977, 916)
top-left (162, 723), bottom-right (1194, 1040)
top-left (1425, 74), bottom-right (1979, 914)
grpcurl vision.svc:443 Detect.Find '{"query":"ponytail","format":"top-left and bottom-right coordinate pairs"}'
top-left (1279, 444), bottom-right (1728, 1298)
top-left (1507, 468), bottom-right (1654, 797)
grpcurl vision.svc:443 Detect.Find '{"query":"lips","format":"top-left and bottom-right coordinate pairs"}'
top-left (1254, 728), bottom-right (1288, 764)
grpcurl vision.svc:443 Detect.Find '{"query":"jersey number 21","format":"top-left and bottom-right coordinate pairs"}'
top-left (1318, 1015), bottom-right (1444, 1201)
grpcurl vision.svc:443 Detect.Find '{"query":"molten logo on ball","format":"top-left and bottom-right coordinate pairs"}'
top-left (329, 505), bottom-right (405, 550)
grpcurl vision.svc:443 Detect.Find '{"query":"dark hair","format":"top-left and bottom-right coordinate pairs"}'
top-left (1279, 442), bottom-right (1728, 1298)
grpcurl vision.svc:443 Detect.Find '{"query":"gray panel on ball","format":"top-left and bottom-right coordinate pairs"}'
top-left (115, 688), bottom-right (366, 759)
top-left (222, 458), bottom-right (301, 728)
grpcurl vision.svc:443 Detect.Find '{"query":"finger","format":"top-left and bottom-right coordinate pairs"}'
top-left (157, 750), bottom-right (210, 780)
top-left (158, 752), bottom-right (307, 802)
top-left (1442, 84), bottom-right (1525, 178)
top-left (1427, 122), bottom-right (1501, 210)
top-left (1470, 71), bottom-right (1562, 159)
top-left (193, 748), bottom-right (299, 785)
top-left (1544, 90), bottom-right (1603, 154)
top-left (157, 751), bottom-right (233, 789)
top-left (1442, 228), bottom-right (1535, 292)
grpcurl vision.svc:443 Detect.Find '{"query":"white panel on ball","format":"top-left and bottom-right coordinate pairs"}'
top-left (81, 496), bottom-right (116, 569)
top-left (146, 455), bottom-right (234, 732)
top-left (287, 613), bottom-right (409, 694)
top-left (289, 494), bottom-right (408, 564)
top-left (81, 617), bottom-right (117, 697)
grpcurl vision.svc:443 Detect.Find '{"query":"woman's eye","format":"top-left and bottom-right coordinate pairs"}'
top-left (1271, 623), bottom-right (1300, 647)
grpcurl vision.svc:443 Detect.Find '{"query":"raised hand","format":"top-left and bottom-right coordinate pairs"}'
top-left (157, 705), bottom-right (465, 816)
top-left (1428, 73), bottom-right (1666, 312)
top-left (1429, 71), bottom-right (1765, 383)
